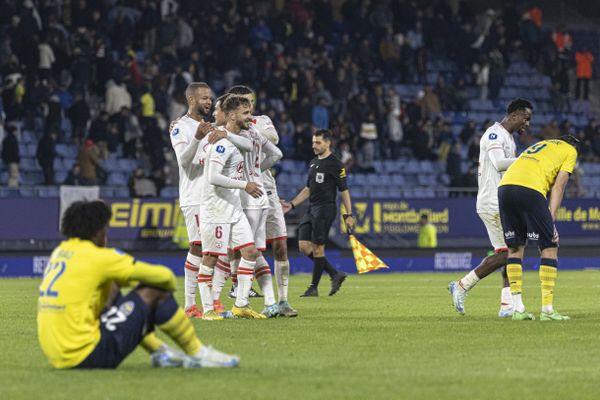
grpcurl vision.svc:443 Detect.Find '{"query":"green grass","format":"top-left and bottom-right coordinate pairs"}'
top-left (3, 271), bottom-right (600, 399)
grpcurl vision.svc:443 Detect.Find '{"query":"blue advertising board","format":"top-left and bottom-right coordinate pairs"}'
top-left (1, 197), bottom-right (600, 241)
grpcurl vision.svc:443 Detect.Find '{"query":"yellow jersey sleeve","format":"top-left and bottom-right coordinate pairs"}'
top-left (559, 145), bottom-right (577, 174)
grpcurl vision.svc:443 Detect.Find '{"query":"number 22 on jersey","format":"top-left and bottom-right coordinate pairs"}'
top-left (39, 261), bottom-right (66, 297)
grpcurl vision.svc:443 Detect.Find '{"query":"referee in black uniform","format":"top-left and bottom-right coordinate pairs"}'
top-left (282, 129), bottom-right (355, 297)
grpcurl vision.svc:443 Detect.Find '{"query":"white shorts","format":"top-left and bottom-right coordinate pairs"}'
top-left (265, 191), bottom-right (287, 243)
top-left (181, 205), bottom-right (202, 245)
top-left (201, 213), bottom-right (255, 256)
top-left (244, 208), bottom-right (268, 251)
top-left (478, 211), bottom-right (508, 252)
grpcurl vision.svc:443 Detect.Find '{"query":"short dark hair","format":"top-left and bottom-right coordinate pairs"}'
top-left (506, 98), bottom-right (533, 114)
top-left (216, 93), bottom-right (232, 105)
top-left (61, 200), bottom-right (112, 240)
top-left (558, 134), bottom-right (580, 148)
top-left (313, 129), bottom-right (333, 141)
top-left (185, 82), bottom-right (210, 100)
top-left (420, 213), bottom-right (428, 220)
top-left (221, 95), bottom-right (251, 114)
top-left (226, 85), bottom-right (255, 96)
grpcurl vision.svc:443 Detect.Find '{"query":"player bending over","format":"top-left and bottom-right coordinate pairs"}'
top-left (497, 135), bottom-right (578, 321)
top-left (37, 200), bottom-right (239, 369)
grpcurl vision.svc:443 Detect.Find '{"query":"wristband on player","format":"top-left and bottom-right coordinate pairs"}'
top-left (290, 202), bottom-right (296, 209)
top-left (343, 213), bottom-right (353, 219)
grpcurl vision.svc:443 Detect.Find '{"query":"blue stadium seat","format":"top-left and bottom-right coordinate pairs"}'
top-left (100, 187), bottom-right (115, 197)
top-left (20, 158), bottom-right (38, 171)
top-left (161, 186), bottom-right (179, 197)
top-left (55, 171), bottom-right (67, 183)
top-left (114, 187), bottom-right (130, 197)
top-left (107, 172), bottom-right (127, 186)
top-left (37, 186), bottom-right (59, 197)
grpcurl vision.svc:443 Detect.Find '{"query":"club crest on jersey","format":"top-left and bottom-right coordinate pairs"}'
top-left (118, 301), bottom-right (135, 317)
top-left (216, 145), bottom-right (225, 153)
top-left (171, 128), bottom-right (179, 136)
top-left (316, 172), bottom-right (324, 183)
top-left (489, 133), bottom-right (497, 140)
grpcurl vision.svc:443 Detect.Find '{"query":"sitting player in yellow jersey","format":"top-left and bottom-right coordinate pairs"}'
top-left (37, 200), bottom-right (240, 369)
top-left (498, 134), bottom-right (579, 321)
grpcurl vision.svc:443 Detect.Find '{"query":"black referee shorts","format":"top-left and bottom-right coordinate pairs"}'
top-left (298, 204), bottom-right (337, 245)
top-left (76, 291), bottom-right (151, 369)
top-left (498, 185), bottom-right (557, 250)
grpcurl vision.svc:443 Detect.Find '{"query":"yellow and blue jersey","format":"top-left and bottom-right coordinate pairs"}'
top-left (37, 238), bottom-right (175, 369)
top-left (499, 139), bottom-right (577, 197)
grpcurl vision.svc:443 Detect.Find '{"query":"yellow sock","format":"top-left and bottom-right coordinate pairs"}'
top-left (506, 258), bottom-right (523, 295)
top-left (158, 308), bottom-right (202, 355)
top-left (140, 332), bottom-right (164, 354)
top-left (540, 259), bottom-right (558, 312)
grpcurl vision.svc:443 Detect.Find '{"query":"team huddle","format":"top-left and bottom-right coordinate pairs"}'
top-left (170, 83), bottom-right (297, 321)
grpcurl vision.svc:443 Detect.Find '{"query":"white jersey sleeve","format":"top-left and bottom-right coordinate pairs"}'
top-left (253, 115), bottom-right (279, 144)
top-left (476, 122), bottom-right (517, 213)
top-left (170, 116), bottom-right (203, 207)
top-left (253, 115), bottom-right (281, 191)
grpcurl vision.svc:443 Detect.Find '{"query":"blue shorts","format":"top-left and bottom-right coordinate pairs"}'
top-left (76, 291), bottom-right (151, 369)
top-left (498, 185), bottom-right (557, 250)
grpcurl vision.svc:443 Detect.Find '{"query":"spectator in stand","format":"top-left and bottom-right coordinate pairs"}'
top-left (78, 139), bottom-right (100, 185)
top-left (421, 86), bottom-right (441, 120)
top-left (357, 112), bottom-right (378, 171)
top-left (575, 48), bottom-right (594, 100)
top-left (128, 167), bottom-right (158, 198)
top-left (460, 120), bottom-right (477, 145)
top-left (63, 163), bottom-right (84, 186)
top-left (36, 130), bottom-right (57, 185)
top-left (1, 125), bottom-right (20, 187)
top-left (67, 92), bottom-right (90, 145)
top-left (112, 106), bottom-right (142, 159)
top-left (37, 36), bottom-right (55, 80)
top-left (339, 142), bottom-right (355, 173)
top-left (105, 79), bottom-right (132, 115)
top-left (311, 97), bottom-right (329, 129)
top-left (541, 119), bottom-right (560, 140)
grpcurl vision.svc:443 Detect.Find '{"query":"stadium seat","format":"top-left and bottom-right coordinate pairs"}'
top-left (107, 172), bottom-right (127, 186)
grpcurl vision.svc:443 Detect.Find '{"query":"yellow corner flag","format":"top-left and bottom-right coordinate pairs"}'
top-left (349, 234), bottom-right (390, 274)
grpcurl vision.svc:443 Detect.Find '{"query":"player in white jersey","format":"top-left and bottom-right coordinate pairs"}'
top-left (197, 95), bottom-right (267, 320)
top-left (225, 85), bottom-right (298, 317)
top-left (255, 115), bottom-right (298, 317)
top-left (448, 98), bottom-right (533, 316)
top-left (169, 82), bottom-right (215, 319)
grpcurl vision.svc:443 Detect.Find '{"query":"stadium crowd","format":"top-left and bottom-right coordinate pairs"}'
top-left (0, 0), bottom-right (599, 191)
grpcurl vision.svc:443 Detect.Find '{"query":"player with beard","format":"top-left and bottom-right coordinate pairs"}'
top-left (448, 98), bottom-right (533, 316)
top-left (197, 96), bottom-right (267, 320)
top-left (169, 82), bottom-right (215, 319)
top-left (282, 129), bottom-right (355, 297)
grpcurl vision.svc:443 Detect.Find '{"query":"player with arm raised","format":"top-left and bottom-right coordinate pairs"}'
top-left (448, 98), bottom-right (533, 316)
top-left (169, 82), bottom-right (215, 319)
top-left (197, 95), bottom-right (267, 320)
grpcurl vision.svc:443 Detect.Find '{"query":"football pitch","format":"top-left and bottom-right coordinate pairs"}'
top-left (3, 271), bottom-right (600, 400)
